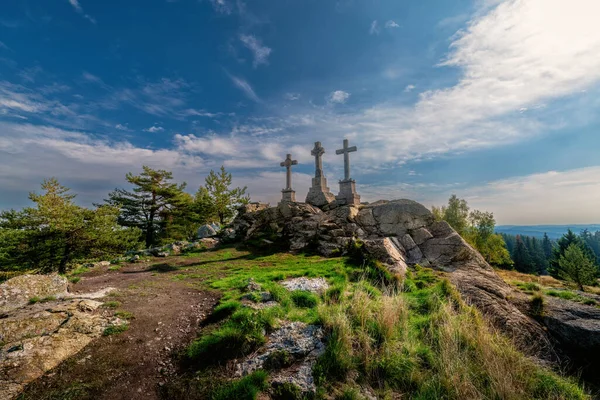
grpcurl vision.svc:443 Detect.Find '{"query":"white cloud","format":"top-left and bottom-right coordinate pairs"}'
top-left (385, 20), bottom-right (400, 29)
top-left (328, 90), bottom-right (350, 104)
top-left (174, 133), bottom-right (240, 156)
top-left (144, 125), bottom-right (164, 133)
top-left (369, 20), bottom-right (379, 35)
top-left (115, 123), bottom-right (131, 131)
top-left (462, 166), bottom-right (600, 224)
top-left (239, 34), bottom-right (272, 68)
top-left (228, 74), bottom-right (261, 102)
top-left (404, 84), bottom-right (415, 92)
top-left (68, 0), bottom-right (96, 24)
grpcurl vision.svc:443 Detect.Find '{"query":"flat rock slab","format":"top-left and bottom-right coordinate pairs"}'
top-left (0, 274), bottom-right (69, 314)
top-left (0, 299), bottom-right (117, 399)
top-left (280, 277), bottom-right (329, 294)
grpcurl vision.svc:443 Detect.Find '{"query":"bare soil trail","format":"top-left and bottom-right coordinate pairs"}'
top-left (18, 255), bottom-right (222, 400)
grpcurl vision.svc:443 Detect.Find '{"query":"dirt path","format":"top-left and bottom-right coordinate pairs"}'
top-left (19, 257), bottom-right (220, 400)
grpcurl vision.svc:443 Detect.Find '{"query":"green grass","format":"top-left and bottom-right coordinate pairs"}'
top-left (211, 370), bottom-right (268, 400)
top-left (103, 301), bottom-right (121, 308)
top-left (102, 324), bottom-right (128, 336)
top-left (114, 311), bottom-right (134, 320)
top-left (514, 281), bottom-right (542, 293)
top-left (167, 246), bottom-right (588, 399)
top-left (28, 295), bottom-right (57, 304)
top-left (69, 276), bottom-right (81, 284)
top-left (545, 290), bottom-right (598, 306)
top-left (108, 265), bottom-right (121, 271)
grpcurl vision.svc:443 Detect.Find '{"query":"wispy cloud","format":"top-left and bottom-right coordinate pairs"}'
top-left (385, 20), bottom-right (400, 29)
top-left (210, 0), bottom-right (233, 14)
top-left (403, 84), bottom-right (415, 92)
top-left (18, 66), bottom-right (43, 83)
top-left (68, 0), bottom-right (97, 24)
top-left (284, 93), bottom-right (301, 101)
top-left (239, 34), bottom-right (272, 68)
top-left (328, 90), bottom-right (350, 104)
top-left (369, 20), bottom-right (380, 35)
top-left (115, 123), bottom-right (132, 131)
top-left (227, 73), bottom-right (261, 102)
top-left (0, 41), bottom-right (9, 50)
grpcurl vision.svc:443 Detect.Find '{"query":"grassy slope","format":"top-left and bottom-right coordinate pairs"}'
top-left (161, 246), bottom-right (589, 400)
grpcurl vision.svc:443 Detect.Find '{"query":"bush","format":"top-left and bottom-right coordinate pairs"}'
top-left (291, 291), bottom-right (318, 308)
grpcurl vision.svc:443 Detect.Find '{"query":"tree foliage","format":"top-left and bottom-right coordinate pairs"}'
top-left (204, 166), bottom-right (250, 225)
top-left (434, 195), bottom-right (511, 267)
top-left (0, 178), bottom-right (140, 273)
top-left (557, 243), bottom-right (597, 291)
top-left (104, 166), bottom-right (187, 247)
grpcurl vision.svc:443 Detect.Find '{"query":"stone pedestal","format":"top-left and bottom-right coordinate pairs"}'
top-left (280, 189), bottom-right (296, 203)
top-left (306, 176), bottom-right (336, 207)
top-left (336, 179), bottom-right (361, 206)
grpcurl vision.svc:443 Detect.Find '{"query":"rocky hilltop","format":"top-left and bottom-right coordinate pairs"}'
top-left (231, 199), bottom-right (600, 364)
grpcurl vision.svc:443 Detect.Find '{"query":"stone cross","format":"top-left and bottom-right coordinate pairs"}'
top-left (336, 138), bottom-right (357, 181)
top-left (280, 153), bottom-right (298, 190)
top-left (311, 142), bottom-right (325, 178)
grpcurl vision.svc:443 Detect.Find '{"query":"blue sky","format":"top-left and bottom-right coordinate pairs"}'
top-left (1, 0), bottom-right (600, 224)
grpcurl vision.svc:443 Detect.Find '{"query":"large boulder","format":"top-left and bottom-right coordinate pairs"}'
top-left (0, 275), bottom-right (68, 314)
top-left (197, 224), bottom-right (217, 239)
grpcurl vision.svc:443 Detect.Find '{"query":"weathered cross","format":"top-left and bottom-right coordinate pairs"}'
top-left (280, 153), bottom-right (298, 190)
top-left (336, 139), bottom-right (357, 181)
top-left (311, 141), bottom-right (325, 178)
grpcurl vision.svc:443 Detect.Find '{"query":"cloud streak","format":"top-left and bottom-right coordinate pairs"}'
top-left (68, 0), bottom-right (97, 24)
top-left (239, 34), bottom-right (272, 67)
top-left (227, 73), bottom-right (261, 102)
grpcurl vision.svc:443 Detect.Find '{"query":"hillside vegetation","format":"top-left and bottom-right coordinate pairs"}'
top-left (157, 246), bottom-right (588, 400)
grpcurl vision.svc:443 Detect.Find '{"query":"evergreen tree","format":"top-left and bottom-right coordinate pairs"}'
top-left (549, 229), bottom-right (596, 279)
top-left (0, 179), bottom-right (140, 273)
top-left (542, 233), bottom-right (553, 260)
top-left (556, 244), bottom-right (597, 291)
top-left (204, 166), bottom-right (250, 225)
top-left (513, 235), bottom-right (534, 273)
top-left (104, 166), bottom-right (187, 247)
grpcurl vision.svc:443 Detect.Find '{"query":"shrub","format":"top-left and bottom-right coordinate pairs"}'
top-left (291, 290), bottom-right (318, 308)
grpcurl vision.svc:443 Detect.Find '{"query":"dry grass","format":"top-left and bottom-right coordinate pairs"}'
top-left (496, 269), bottom-right (600, 294)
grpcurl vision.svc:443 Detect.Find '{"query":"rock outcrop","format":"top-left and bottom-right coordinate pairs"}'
top-left (230, 199), bottom-right (600, 361)
top-left (0, 275), bottom-right (125, 399)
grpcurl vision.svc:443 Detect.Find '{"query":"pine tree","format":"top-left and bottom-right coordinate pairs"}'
top-left (542, 233), bottom-right (553, 260)
top-left (513, 235), bottom-right (534, 273)
top-left (104, 166), bottom-right (186, 247)
top-left (550, 229), bottom-right (596, 279)
top-left (0, 179), bottom-right (140, 273)
top-left (557, 244), bottom-right (597, 291)
top-left (204, 166), bottom-right (250, 225)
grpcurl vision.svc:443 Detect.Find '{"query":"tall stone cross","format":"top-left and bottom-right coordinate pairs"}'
top-left (280, 153), bottom-right (298, 191)
top-left (336, 138), bottom-right (357, 181)
top-left (305, 141), bottom-right (336, 207)
top-left (311, 142), bottom-right (325, 178)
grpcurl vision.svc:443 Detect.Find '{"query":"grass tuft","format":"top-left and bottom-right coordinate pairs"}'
top-left (290, 290), bottom-right (318, 308)
top-left (103, 324), bottom-right (128, 336)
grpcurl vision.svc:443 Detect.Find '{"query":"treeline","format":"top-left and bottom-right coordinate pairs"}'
top-left (502, 229), bottom-right (600, 290)
top-left (0, 166), bottom-right (248, 274)
top-left (435, 195), bottom-right (599, 291)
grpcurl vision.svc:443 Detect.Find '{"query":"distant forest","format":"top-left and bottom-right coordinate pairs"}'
top-left (501, 229), bottom-right (600, 275)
